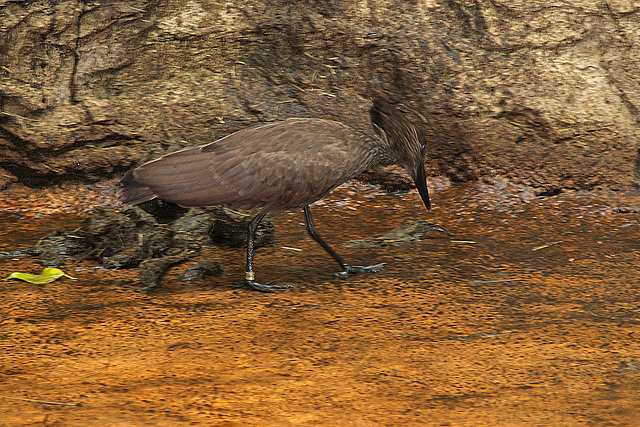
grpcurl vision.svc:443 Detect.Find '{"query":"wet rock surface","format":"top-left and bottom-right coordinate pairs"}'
top-left (179, 261), bottom-right (226, 282)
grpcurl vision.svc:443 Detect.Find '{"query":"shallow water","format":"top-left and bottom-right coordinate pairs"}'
top-left (1, 180), bottom-right (639, 425)
top-left (0, 214), bottom-right (83, 252)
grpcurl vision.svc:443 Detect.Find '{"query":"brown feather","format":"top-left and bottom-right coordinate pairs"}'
top-left (119, 101), bottom-right (430, 212)
top-left (123, 119), bottom-right (381, 210)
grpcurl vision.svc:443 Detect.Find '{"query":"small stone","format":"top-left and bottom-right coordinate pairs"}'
top-left (179, 261), bottom-right (226, 282)
top-left (180, 261), bottom-right (226, 282)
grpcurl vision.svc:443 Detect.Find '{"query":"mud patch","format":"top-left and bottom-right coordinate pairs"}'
top-left (9, 204), bottom-right (273, 290)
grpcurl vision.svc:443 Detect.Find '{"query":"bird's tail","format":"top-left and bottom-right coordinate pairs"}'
top-left (117, 170), bottom-right (156, 205)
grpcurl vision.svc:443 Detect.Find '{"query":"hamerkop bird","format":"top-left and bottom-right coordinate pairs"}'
top-left (118, 99), bottom-right (431, 292)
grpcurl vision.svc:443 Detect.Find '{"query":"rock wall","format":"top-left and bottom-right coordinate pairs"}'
top-left (1, 0), bottom-right (639, 192)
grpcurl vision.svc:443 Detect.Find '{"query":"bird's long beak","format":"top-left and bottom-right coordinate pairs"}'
top-left (414, 161), bottom-right (431, 210)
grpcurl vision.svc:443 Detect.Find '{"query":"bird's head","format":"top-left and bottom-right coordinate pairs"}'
top-left (370, 99), bottom-right (430, 210)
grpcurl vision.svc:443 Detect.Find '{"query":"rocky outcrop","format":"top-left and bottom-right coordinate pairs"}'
top-left (1, 1), bottom-right (639, 192)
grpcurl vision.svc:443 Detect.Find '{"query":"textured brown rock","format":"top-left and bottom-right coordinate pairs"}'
top-left (1, 1), bottom-right (639, 191)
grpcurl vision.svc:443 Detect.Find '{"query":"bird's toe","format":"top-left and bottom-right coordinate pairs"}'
top-left (336, 263), bottom-right (386, 278)
top-left (239, 279), bottom-right (292, 293)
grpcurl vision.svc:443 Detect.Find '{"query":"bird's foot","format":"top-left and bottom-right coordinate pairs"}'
top-left (236, 279), bottom-right (292, 293)
top-left (335, 262), bottom-right (385, 279)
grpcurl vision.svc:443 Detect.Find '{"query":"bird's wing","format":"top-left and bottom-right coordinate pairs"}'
top-left (129, 119), bottom-right (373, 209)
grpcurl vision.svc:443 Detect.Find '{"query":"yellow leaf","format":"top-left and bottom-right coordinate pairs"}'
top-left (2, 268), bottom-right (76, 284)
top-left (532, 241), bottom-right (563, 251)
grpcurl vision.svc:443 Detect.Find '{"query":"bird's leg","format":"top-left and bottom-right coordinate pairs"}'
top-left (303, 206), bottom-right (385, 278)
top-left (242, 211), bottom-right (292, 292)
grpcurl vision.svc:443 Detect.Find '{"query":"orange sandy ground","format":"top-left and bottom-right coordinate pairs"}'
top-left (1, 181), bottom-right (639, 426)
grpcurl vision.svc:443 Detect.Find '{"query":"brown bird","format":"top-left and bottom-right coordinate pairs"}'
top-left (118, 99), bottom-right (431, 292)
